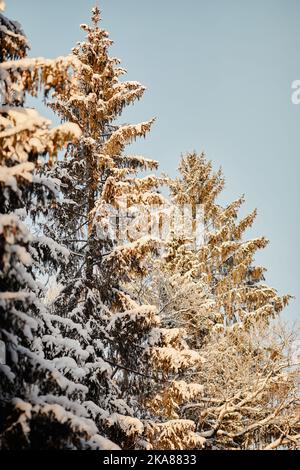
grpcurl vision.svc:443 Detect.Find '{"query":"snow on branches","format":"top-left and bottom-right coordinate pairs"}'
top-left (0, 11), bottom-right (28, 62)
top-left (1, 4), bottom-right (298, 452)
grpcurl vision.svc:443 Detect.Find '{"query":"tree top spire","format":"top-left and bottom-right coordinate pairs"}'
top-left (92, 4), bottom-right (101, 26)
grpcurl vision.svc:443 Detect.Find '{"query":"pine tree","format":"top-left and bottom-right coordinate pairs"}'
top-left (45, 8), bottom-right (205, 450)
top-left (0, 5), bottom-right (117, 449)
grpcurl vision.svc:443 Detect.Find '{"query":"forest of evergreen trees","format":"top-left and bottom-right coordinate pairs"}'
top-left (0, 3), bottom-right (299, 451)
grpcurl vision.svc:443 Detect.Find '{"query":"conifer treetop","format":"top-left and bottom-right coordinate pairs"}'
top-left (164, 152), bottom-right (291, 330)
top-left (0, 2), bottom-right (28, 62)
top-left (51, 7), bottom-right (153, 149)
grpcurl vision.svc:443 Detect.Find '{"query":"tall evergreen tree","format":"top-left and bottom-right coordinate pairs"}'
top-left (0, 4), bottom-right (117, 449)
top-left (45, 8), bottom-right (205, 450)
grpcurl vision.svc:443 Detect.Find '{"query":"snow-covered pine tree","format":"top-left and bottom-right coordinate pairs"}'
top-left (46, 7), bottom-right (205, 450)
top-left (163, 152), bottom-right (290, 335)
top-left (0, 4), bottom-right (118, 449)
top-left (146, 152), bottom-right (299, 449)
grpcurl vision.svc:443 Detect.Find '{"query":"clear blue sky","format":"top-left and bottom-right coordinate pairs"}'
top-left (5, 0), bottom-right (300, 322)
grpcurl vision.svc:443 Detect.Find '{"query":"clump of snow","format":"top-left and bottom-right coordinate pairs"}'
top-left (108, 305), bottom-right (159, 331)
top-left (42, 334), bottom-right (89, 361)
top-left (85, 359), bottom-right (112, 377)
top-left (108, 413), bottom-right (144, 436)
top-left (0, 163), bottom-right (34, 193)
top-left (89, 435), bottom-right (121, 450)
top-left (83, 401), bottom-right (109, 421)
top-left (44, 276), bottom-right (64, 305)
top-left (0, 107), bottom-right (50, 140)
top-left (0, 364), bottom-right (15, 382)
top-left (36, 235), bottom-right (69, 261)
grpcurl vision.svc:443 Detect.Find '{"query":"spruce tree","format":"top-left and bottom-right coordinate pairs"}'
top-left (0, 4), bottom-right (117, 449)
top-left (45, 7), bottom-right (205, 450)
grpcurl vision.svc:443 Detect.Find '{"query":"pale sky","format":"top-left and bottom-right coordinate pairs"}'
top-left (5, 0), bottom-right (300, 321)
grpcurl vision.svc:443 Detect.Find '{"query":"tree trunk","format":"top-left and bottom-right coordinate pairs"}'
top-left (86, 150), bottom-right (95, 280)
